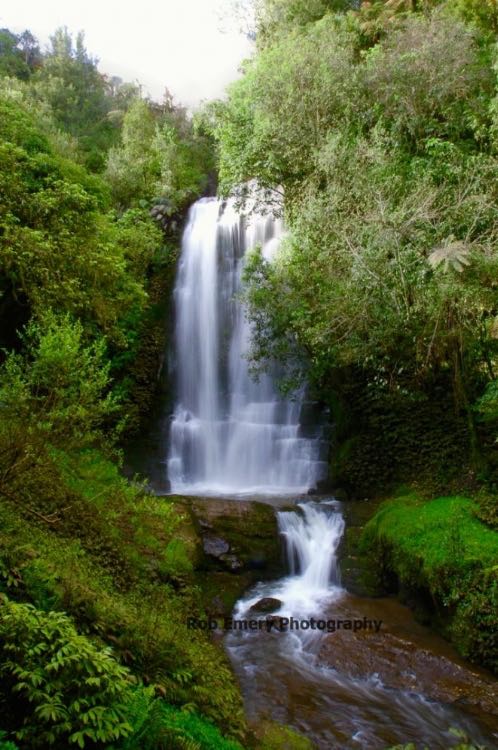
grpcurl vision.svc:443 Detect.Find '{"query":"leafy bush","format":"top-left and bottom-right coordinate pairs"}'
top-left (0, 730), bottom-right (19, 750)
top-left (214, 1), bottom-right (498, 490)
top-left (0, 315), bottom-right (121, 526)
top-left (0, 595), bottom-right (134, 747)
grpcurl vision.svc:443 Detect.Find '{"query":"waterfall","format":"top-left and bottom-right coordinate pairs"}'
top-left (232, 500), bottom-right (345, 631)
top-left (167, 197), bottom-right (328, 495)
top-left (278, 503), bottom-right (345, 595)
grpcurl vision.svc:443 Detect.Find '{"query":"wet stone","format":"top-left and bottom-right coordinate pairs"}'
top-left (203, 536), bottom-right (230, 557)
top-left (248, 597), bottom-right (283, 614)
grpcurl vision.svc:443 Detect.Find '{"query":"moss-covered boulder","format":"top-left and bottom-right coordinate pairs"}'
top-left (336, 497), bottom-right (385, 597)
top-left (360, 490), bottom-right (498, 674)
top-left (190, 497), bottom-right (282, 574)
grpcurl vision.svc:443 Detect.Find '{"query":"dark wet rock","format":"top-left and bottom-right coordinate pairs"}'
top-left (207, 595), bottom-right (226, 618)
top-left (197, 571), bottom-right (255, 617)
top-left (336, 498), bottom-right (386, 597)
top-left (248, 597), bottom-right (282, 614)
top-left (219, 553), bottom-right (243, 572)
top-left (330, 487), bottom-right (349, 502)
top-left (309, 478), bottom-right (333, 495)
top-left (166, 496), bottom-right (282, 617)
top-left (190, 497), bottom-right (282, 577)
top-left (203, 536), bottom-right (230, 558)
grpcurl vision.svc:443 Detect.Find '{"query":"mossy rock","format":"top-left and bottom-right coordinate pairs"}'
top-left (195, 571), bottom-right (256, 617)
top-left (186, 497), bottom-right (283, 578)
top-left (359, 492), bottom-right (498, 674)
top-left (165, 497), bottom-right (284, 615)
top-left (336, 498), bottom-right (386, 597)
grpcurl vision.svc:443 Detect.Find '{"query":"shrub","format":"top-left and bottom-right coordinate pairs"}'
top-left (0, 595), bottom-right (134, 747)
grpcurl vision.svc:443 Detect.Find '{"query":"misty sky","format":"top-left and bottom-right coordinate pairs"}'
top-left (0, 0), bottom-right (253, 107)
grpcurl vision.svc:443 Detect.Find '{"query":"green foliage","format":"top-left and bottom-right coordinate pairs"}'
top-left (0, 731), bottom-right (19, 750)
top-left (476, 378), bottom-right (498, 446)
top-left (446, 0), bottom-right (498, 35)
top-left (472, 489), bottom-right (498, 530)
top-left (0, 589), bottom-right (245, 748)
top-left (31, 28), bottom-right (121, 171)
top-left (0, 29), bottom-right (39, 80)
top-left (120, 687), bottom-right (244, 750)
top-left (0, 95), bottom-right (157, 353)
top-left (255, 721), bottom-right (313, 750)
top-left (0, 595), bottom-right (134, 747)
top-left (106, 98), bottom-right (214, 213)
top-left (216, 13), bottom-right (357, 194)
top-left (105, 99), bottom-right (159, 207)
top-left (253, 0), bottom-right (356, 47)
top-left (0, 316), bottom-right (119, 514)
top-left (0, 449), bottom-right (246, 741)
top-left (0, 26), bottom-right (203, 425)
top-left (0, 20), bottom-right (247, 750)
top-left (215, 0), bottom-right (498, 487)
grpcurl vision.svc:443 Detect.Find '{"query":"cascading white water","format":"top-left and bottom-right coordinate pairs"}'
top-left (278, 503), bottom-right (345, 602)
top-left (167, 197), bottom-right (328, 495)
top-left (234, 501), bottom-right (345, 621)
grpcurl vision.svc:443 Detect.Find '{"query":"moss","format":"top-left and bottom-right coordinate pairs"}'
top-left (195, 571), bottom-right (256, 617)
top-left (360, 491), bottom-right (498, 673)
top-left (119, 236), bottom-right (179, 438)
top-left (188, 498), bottom-right (283, 578)
top-left (337, 498), bottom-right (387, 596)
top-left (472, 489), bottom-right (498, 531)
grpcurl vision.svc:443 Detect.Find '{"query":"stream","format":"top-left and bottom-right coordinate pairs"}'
top-left (225, 500), bottom-right (498, 748)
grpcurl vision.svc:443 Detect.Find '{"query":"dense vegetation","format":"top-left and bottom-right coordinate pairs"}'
top-left (0, 25), bottom-right (247, 750)
top-left (361, 489), bottom-right (498, 671)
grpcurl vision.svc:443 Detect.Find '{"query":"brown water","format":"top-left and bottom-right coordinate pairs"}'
top-left (225, 501), bottom-right (498, 749)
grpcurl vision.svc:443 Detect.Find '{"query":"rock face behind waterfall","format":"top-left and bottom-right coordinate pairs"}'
top-left (167, 198), bottom-right (328, 495)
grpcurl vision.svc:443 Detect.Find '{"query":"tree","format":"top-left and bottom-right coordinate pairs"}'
top-left (32, 28), bottom-right (119, 170)
top-left (106, 98), bottom-right (214, 212)
top-left (217, 1), bottom-right (498, 475)
top-left (254, 0), bottom-right (357, 46)
top-left (17, 30), bottom-right (40, 69)
top-left (0, 29), bottom-right (35, 80)
top-left (0, 96), bottom-right (158, 351)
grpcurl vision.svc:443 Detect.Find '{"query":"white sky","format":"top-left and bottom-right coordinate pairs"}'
top-left (0, 0), bottom-right (253, 107)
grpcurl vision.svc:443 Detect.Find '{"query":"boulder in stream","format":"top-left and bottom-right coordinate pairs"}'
top-left (248, 597), bottom-right (283, 614)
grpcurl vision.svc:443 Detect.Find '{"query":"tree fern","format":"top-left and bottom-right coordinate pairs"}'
top-left (428, 238), bottom-right (472, 273)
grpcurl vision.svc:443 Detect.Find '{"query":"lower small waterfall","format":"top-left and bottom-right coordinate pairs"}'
top-left (277, 503), bottom-right (345, 607)
top-left (167, 197), bottom-right (327, 495)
